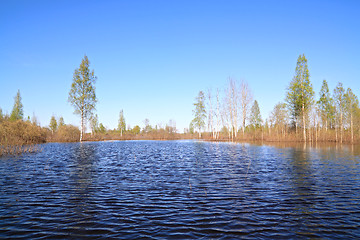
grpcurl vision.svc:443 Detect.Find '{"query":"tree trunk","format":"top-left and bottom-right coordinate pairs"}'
top-left (302, 104), bottom-right (306, 142)
top-left (340, 112), bottom-right (343, 143)
top-left (80, 111), bottom-right (84, 142)
top-left (351, 112), bottom-right (354, 143)
top-left (325, 119), bottom-right (328, 132)
top-left (335, 124), bottom-right (338, 142)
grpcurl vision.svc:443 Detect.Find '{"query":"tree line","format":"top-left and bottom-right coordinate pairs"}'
top-left (191, 54), bottom-right (360, 143)
top-left (2, 53), bottom-right (359, 154)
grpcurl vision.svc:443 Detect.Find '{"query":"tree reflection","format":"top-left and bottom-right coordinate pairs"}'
top-left (67, 142), bottom-right (98, 228)
top-left (287, 146), bottom-right (316, 196)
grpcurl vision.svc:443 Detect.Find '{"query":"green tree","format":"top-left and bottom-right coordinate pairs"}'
top-left (249, 100), bottom-right (262, 129)
top-left (68, 55), bottom-right (97, 142)
top-left (143, 118), bottom-right (153, 133)
top-left (49, 115), bottom-right (58, 134)
top-left (333, 82), bottom-right (346, 143)
top-left (192, 91), bottom-right (206, 138)
top-left (118, 110), bottom-right (126, 137)
top-left (344, 88), bottom-right (359, 143)
top-left (0, 108), bottom-right (3, 122)
top-left (317, 80), bottom-right (335, 131)
top-left (270, 102), bottom-right (289, 139)
top-left (189, 120), bottom-right (195, 134)
top-left (99, 123), bottom-right (106, 133)
top-left (58, 116), bottom-right (65, 127)
top-left (90, 114), bottom-right (99, 135)
top-left (131, 125), bottom-right (141, 135)
top-left (285, 54), bottom-right (314, 141)
top-left (10, 90), bottom-right (24, 121)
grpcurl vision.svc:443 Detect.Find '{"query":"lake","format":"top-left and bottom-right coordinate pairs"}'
top-left (1, 140), bottom-right (360, 239)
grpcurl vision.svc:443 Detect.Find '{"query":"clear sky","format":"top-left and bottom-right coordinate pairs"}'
top-left (1, 0), bottom-right (360, 132)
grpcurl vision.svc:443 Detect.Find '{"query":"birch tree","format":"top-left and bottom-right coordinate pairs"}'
top-left (68, 55), bottom-right (97, 142)
top-left (225, 79), bottom-right (239, 140)
top-left (221, 93), bottom-right (231, 140)
top-left (240, 80), bottom-right (253, 136)
top-left (215, 88), bottom-right (221, 139)
top-left (207, 89), bottom-right (215, 139)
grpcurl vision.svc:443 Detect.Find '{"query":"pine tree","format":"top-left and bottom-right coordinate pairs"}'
top-left (285, 54), bottom-right (314, 141)
top-left (99, 123), bottom-right (106, 133)
top-left (68, 55), bottom-right (97, 142)
top-left (118, 110), bottom-right (126, 137)
top-left (249, 100), bottom-right (262, 139)
top-left (344, 88), bottom-right (359, 143)
top-left (250, 100), bottom-right (262, 129)
top-left (10, 90), bottom-right (24, 121)
top-left (333, 82), bottom-right (346, 143)
top-left (49, 115), bottom-right (58, 134)
top-left (317, 80), bottom-right (334, 131)
top-left (58, 116), bottom-right (65, 127)
top-left (192, 91), bottom-right (206, 138)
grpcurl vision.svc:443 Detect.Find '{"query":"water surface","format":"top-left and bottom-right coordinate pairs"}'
top-left (1, 140), bottom-right (360, 239)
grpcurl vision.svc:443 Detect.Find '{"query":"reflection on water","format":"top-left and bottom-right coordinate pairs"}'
top-left (0, 140), bottom-right (360, 239)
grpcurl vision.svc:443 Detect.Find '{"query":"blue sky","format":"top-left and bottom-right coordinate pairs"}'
top-left (1, 0), bottom-right (360, 132)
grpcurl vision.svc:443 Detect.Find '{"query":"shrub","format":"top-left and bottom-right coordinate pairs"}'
top-left (54, 124), bottom-right (80, 142)
top-left (0, 120), bottom-right (47, 146)
top-left (0, 120), bottom-right (47, 156)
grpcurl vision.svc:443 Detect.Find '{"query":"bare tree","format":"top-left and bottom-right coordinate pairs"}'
top-left (215, 88), bottom-right (221, 139)
top-left (222, 91), bottom-right (231, 140)
top-left (239, 80), bottom-right (253, 136)
top-left (225, 78), bottom-right (239, 141)
top-left (207, 89), bottom-right (215, 139)
top-left (269, 102), bottom-right (288, 139)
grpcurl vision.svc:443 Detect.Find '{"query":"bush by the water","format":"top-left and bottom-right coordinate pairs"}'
top-left (48, 124), bottom-right (80, 142)
top-left (0, 120), bottom-right (47, 156)
top-left (0, 119), bottom-right (81, 156)
top-left (0, 120), bottom-right (47, 145)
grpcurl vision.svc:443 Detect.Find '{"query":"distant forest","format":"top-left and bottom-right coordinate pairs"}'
top-left (1, 54), bottom-right (360, 155)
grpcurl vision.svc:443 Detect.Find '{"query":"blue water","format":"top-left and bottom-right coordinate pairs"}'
top-left (1, 140), bottom-right (360, 239)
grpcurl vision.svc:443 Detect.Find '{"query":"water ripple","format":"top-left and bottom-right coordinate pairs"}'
top-left (1, 141), bottom-right (360, 239)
